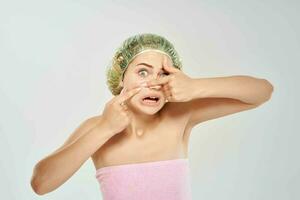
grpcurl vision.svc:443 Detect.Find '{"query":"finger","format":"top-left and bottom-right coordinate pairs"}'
top-left (121, 105), bottom-right (134, 132)
top-left (162, 86), bottom-right (172, 101)
top-left (147, 76), bottom-right (170, 87)
top-left (162, 83), bottom-right (172, 101)
top-left (163, 83), bottom-right (170, 90)
top-left (120, 86), bottom-right (127, 95)
top-left (162, 56), bottom-right (179, 74)
top-left (118, 86), bottom-right (142, 103)
top-left (163, 64), bottom-right (179, 74)
top-left (149, 85), bottom-right (162, 90)
top-left (162, 85), bottom-right (172, 99)
top-left (113, 86), bottom-right (126, 104)
top-left (122, 104), bottom-right (128, 110)
top-left (166, 94), bottom-right (173, 101)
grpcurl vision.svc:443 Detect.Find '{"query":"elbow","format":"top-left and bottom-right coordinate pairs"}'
top-left (30, 162), bottom-right (49, 195)
top-left (262, 79), bottom-right (274, 101)
top-left (251, 79), bottom-right (274, 106)
top-left (257, 79), bottom-right (274, 105)
top-left (31, 177), bottom-right (46, 195)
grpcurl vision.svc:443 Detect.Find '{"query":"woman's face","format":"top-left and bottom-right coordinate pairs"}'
top-left (119, 51), bottom-right (173, 115)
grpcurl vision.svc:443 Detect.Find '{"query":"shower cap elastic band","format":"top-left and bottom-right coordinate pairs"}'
top-left (120, 49), bottom-right (174, 80)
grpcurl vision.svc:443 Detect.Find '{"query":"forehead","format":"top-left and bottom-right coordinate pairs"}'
top-left (129, 51), bottom-right (172, 67)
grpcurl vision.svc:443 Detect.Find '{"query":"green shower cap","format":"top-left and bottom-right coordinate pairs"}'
top-left (106, 33), bottom-right (183, 96)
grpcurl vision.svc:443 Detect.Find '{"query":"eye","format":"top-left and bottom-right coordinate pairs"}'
top-left (138, 68), bottom-right (148, 77)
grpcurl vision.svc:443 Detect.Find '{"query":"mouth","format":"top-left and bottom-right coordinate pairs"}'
top-left (140, 93), bottom-right (161, 106)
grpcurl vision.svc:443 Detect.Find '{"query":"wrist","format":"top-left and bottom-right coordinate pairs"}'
top-left (95, 118), bottom-right (116, 139)
top-left (191, 78), bottom-right (210, 99)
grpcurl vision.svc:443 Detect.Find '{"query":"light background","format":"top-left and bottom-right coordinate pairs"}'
top-left (0, 0), bottom-right (299, 199)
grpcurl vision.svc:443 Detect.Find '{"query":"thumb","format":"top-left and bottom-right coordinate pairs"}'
top-left (120, 86), bottom-right (126, 95)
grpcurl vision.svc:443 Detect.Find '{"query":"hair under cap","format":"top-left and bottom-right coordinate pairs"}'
top-left (106, 33), bottom-right (183, 95)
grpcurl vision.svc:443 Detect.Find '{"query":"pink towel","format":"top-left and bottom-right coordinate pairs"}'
top-left (95, 158), bottom-right (192, 200)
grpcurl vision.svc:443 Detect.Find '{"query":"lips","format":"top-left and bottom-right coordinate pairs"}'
top-left (140, 92), bottom-right (162, 102)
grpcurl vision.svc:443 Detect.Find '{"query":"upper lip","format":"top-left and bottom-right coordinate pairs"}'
top-left (141, 92), bottom-right (162, 100)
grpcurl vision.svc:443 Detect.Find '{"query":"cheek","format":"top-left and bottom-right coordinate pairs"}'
top-left (127, 80), bottom-right (148, 90)
top-left (124, 83), bottom-right (139, 93)
top-left (124, 78), bottom-right (139, 89)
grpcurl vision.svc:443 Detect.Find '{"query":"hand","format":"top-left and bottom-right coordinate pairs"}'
top-left (147, 57), bottom-right (195, 102)
top-left (102, 86), bottom-right (142, 135)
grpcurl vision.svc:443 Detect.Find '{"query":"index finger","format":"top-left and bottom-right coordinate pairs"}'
top-left (147, 76), bottom-right (170, 87)
top-left (117, 86), bottom-right (142, 104)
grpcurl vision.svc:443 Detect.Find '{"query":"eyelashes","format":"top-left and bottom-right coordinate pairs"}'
top-left (137, 68), bottom-right (169, 77)
top-left (138, 68), bottom-right (148, 76)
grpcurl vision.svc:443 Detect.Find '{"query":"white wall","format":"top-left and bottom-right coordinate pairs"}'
top-left (0, 0), bottom-right (299, 199)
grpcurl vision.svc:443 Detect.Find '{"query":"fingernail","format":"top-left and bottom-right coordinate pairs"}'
top-left (150, 85), bottom-right (160, 89)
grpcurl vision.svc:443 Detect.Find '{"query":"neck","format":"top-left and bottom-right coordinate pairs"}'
top-left (125, 109), bottom-right (161, 137)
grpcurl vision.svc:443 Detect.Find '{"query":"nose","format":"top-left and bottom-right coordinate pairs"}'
top-left (139, 79), bottom-right (162, 90)
top-left (139, 73), bottom-right (163, 89)
top-left (150, 75), bottom-right (163, 89)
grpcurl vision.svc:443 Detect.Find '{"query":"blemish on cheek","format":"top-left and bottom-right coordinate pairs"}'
top-left (138, 80), bottom-right (148, 88)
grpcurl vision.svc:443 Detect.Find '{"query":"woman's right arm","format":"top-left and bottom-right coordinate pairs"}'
top-left (30, 116), bottom-right (114, 195)
top-left (30, 86), bottom-right (142, 195)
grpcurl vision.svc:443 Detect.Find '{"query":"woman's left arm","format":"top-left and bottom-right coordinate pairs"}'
top-left (146, 61), bottom-right (274, 127)
top-left (181, 75), bottom-right (274, 127)
top-left (190, 75), bottom-right (274, 105)
top-left (149, 75), bottom-right (274, 127)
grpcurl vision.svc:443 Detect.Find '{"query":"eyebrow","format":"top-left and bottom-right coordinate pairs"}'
top-left (136, 63), bottom-right (164, 71)
top-left (136, 63), bottom-right (154, 68)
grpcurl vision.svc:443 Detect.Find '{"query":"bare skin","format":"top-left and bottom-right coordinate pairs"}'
top-left (92, 51), bottom-right (193, 169)
top-left (92, 102), bottom-right (191, 170)
top-left (91, 51), bottom-right (274, 169)
top-left (30, 87), bottom-right (145, 195)
top-left (31, 50), bottom-right (273, 194)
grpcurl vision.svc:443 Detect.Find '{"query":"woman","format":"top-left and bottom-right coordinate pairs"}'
top-left (30, 33), bottom-right (274, 199)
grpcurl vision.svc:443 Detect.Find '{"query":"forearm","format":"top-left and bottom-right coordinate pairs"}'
top-left (191, 75), bottom-right (274, 104)
top-left (32, 120), bottom-right (114, 195)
